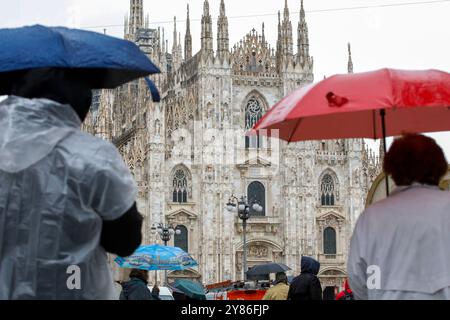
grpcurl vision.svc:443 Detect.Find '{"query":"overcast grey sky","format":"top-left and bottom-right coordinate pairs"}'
top-left (1, 0), bottom-right (449, 157)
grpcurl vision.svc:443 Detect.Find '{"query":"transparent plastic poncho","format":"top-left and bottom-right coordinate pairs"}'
top-left (0, 96), bottom-right (137, 299)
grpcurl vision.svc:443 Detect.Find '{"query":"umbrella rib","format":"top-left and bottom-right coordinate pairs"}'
top-left (287, 118), bottom-right (303, 144)
top-left (372, 110), bottom-right (377, 140)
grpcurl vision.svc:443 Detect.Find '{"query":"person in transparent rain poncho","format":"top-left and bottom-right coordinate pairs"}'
top-left (0, 68), bottom-right (143, 300)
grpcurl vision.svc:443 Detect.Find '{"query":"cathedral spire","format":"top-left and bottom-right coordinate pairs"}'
top-left (300, 0), bottom-right (305, 20)
top-left (283, 0), bottom-right (293, 56)
top-left (284, 0), bottom-right (290, 20)
top-left (277, 1), bottom-right (293, 70)
top-left (124, 14), bottom-right (129, 36)
top-left (276, 11), bottom-right (282, 71)
top-left (162, 28), bottom-right (166, 54)
top-left (201, 0), bottom-right (214, 54)
top-left (157, 27), bottom-right (161, 52)
top-left (172, 16), bottom-right (178, 53)
top-left (203, 0), bottom-right (210, 15)
top-left (297, 0), bottom-right (311, 68)
top-left (185, 4), bottom-right (192, 60)
top-left (220, 0), bottom-right (226, 15)
top-left (277, 10), bottom-right (281, 37)
top-left (129, 0), bottom-right (144, 35)
top-left (262, 22), bottom-right (266, 43)
top-left (217, 0), bottom-right (229, 60)
top-left (348, 43), bottom-right (354, 74)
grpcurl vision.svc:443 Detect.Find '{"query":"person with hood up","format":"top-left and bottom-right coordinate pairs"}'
top-left (119, 269), bottom-right (154, 300)
top-left (288, 256), bottom-right (322, 300)
top-left (262, 272), bottom-right (290, 300)
top-left (0, 68), bottom-right (143, 299)
top-left (336, 279), bottom-right (354, 300)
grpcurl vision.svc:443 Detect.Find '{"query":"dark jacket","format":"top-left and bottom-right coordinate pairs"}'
top-left (101, 202), bottom-right (143, 257)
top-left (288, 256), bottom-right (323, 300)
top-left (119, 277), bottom-right (154, 300)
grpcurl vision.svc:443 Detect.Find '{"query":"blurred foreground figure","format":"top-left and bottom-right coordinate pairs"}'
top-left (0, 69), bottom-right (143, 299)
top-left (348, 133), bottom-right (449, 299)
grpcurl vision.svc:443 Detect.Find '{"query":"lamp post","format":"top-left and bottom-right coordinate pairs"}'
top-left (151, 222), bottom-right (181, 285)
top-left (226, 195), bottom-right (263, 282)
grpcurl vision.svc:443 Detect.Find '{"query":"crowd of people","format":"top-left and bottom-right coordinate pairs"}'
top-left (262, 256), bottom-right (324, 300)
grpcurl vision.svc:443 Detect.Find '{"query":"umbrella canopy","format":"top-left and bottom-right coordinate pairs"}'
top-left (167, 284), bottom-right (187, 300)
top-left (173, 279), bottom-right (207, 300)
top-left (246, 263), bottom-right (291, 276)
top-left (247, 273), bottom-right (270, 281)
top-left (114, 244), bottom-right (198, 271)
top-left (252, 68), bottom-right (450, 142)
top-left (252, 68), bottom-right (450, 195)
top-left (0, 24), bottom-right (160, 92)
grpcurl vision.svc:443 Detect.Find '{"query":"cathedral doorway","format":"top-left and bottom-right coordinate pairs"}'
top-left (323, 286), bottom-right (336, 300)
top-left (318, 268), bottom-right (347, 295)
top-left (235, 240), bottom-right (283, 281)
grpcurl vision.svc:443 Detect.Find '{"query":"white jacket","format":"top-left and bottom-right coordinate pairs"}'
top-left (0, 96), bottom-right (137, 299)
top-left (348, 183), bottom-right (450, 300)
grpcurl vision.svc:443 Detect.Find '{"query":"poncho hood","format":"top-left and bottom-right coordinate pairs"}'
top-left (0, 96), bottom-right (81, 173)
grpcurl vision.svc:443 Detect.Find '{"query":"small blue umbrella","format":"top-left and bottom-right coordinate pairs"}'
top-left (173, 279), bottom-right (207, 300)
top-left (0, 24), bottom-right (160, 97)
top-left (115, 244), bottom-right (198, 271)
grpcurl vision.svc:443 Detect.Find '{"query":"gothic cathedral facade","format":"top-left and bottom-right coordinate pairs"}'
top-left (83, 0), bottom-right (381, 289)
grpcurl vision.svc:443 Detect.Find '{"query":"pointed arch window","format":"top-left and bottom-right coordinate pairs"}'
top-left (321, 174), bottom-right (335, 206)
top-left (172, 168), bottom-right (189, 203)
top-left (247, 181), bottom-right (265, 216)
top-left (323, 227), bottom-right (337, 254)
top-left (174, 225), bottom-right (188, 252)
top-left (245, 97), bottom-right (264, 149)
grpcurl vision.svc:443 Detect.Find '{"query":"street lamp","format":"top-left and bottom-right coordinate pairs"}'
top-left (226, 195), bottom-right (263, 282)
top-left (151, 222), bottom-right (182, 284)
top-left (151, 223), bottom-right (182, 246)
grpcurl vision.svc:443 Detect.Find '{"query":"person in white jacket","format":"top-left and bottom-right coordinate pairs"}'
top-left (348, 133), bottom-right (450, 300)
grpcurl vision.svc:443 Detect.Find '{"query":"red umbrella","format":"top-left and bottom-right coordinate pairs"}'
top-left (251, 68), bottom-right (450, 195)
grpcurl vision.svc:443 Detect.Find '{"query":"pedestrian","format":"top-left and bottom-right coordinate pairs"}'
top-left (336, 279), bottom-right (354, 300)
top-left (262, 272), bottom-right (290, 300)
top-left (120, 269), bottom-right (154, 300)
top-left (0, 68), bottom-right (143, 299)
top-left (288, 256), bottom-right (323, 300)
top-left (151, 284), bottom-right (161, 300)
top-left (348, 133), bottom-right (450, 300)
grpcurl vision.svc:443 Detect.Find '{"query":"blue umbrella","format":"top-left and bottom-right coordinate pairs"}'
top-left (173, 279), bottom-right (207, 300)
top-left (145, 77), bottom-right (160, 102)
top-left (0, 24), bottom-right (160, 95)
top-left (115, 244), bottom-right (198, 271)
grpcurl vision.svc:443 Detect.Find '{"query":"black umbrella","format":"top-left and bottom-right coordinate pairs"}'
top-left (246, 263), bottom-right (291, 276)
